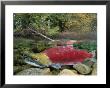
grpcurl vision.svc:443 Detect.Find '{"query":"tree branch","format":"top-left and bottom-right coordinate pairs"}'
top-left (29, 28), bottom-right (55, 41)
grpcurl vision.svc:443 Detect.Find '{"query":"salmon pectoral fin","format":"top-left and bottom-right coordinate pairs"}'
top-left (50, 63), bottom-right (62, 69)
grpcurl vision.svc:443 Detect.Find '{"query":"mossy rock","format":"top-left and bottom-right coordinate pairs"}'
top-left (51, 69), bottom-right (60, 75)
top-left (58, 69), bottom-right (78, 75)
top-left (73, 63), bottom-right (92, 75)
top-left (91, 63), bottom-right (97, 75)
top-left (16, 68), bottom-right (51, 75)
top-left (13, 65), bottom-right (32, 75)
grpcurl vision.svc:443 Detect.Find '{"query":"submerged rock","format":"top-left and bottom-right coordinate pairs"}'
top-left (73, 63), bottom-right (91, 75)
top-left (14, 65), bottom-right (32, 74)
top-left (58, 69), bottom-right (78, 75)
top-left (16, 68), bottom-right (51, 75)
top-left (91, 63), bottom-right (97, 75)
top-left (41, 68), bottom-right (51, 75)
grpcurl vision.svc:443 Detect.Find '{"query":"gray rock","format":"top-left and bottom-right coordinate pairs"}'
top-left (73, 63), bottom-right (91, 75)
top-left (16, 68), bottom-right (51, 75)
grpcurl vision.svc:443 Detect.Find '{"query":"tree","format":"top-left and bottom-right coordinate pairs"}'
top-left (14, 13), bottom-right (97, 36)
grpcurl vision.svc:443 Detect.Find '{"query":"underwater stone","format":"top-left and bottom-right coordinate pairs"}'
top-left (73, 63), bottom-right (91, 75)
top-left (91, 63), bottom-right (97, 75)
top-left (16, 68), bottom-right (51, 75)
top-left (58, 69), bottom-right (78, 75)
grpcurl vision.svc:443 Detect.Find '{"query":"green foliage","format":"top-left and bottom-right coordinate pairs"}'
top-left (31, 41), bottom-right (51, 53)
top-left (14, 38), bottom-right (35, 65)
top-left (47, 26), bottom-right (60, 36)
top-left (14, 13), bottom-right (97, 36)
top-left (73, 41), bottom-right (97, 52)
top-left (14, 38), bottom-right (34, 50)
top-left (14, 13), bottom-right (31, 29)
top-left (14, 38), bottom-right (52, 66)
